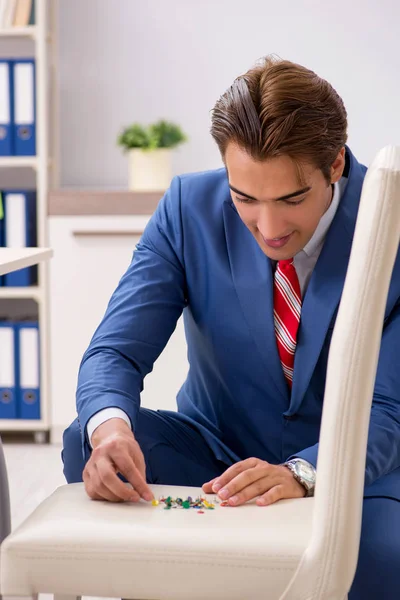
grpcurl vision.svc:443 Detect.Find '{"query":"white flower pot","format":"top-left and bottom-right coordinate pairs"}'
top-left (128, 148), bottom-right (172, 191)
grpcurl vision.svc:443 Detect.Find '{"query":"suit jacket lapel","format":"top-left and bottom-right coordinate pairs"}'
top-left (288, 148), bottom-right (366, 416)
top-left (222, 200), bottom-right (289, 404)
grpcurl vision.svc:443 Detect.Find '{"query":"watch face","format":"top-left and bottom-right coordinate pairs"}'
top-left (296, 462), bottom-right (316, 483)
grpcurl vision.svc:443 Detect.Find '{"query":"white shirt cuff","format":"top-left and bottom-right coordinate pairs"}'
top-left (86, 408), bottom-right (132, 448)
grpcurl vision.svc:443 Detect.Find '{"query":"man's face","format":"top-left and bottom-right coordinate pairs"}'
top-left (225, 143), bottom-right (345, 261)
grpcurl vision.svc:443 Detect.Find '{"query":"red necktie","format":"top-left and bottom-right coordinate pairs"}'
top-left (274, 259), bottom-right (302, 388)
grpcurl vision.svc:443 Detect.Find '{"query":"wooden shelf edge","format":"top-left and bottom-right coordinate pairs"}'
top-left (0, 420), bottom-right (48, 431)
top-left (48, 189), bottom-right (164, 216)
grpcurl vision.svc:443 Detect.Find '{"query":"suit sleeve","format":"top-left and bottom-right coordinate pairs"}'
top-left (291, 300), bottom-right (400, 488)
top-left (76, 176), bottom-right (187, 447)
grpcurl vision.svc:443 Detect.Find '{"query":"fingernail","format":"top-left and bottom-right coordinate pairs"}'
top-left (212, 483), bottom-right (222, 492)
top-left (257, 498), bottom-right (267, 506)
top-left (229, 495), bottom-right (239, 505)
top-left (144, 492), bottom-right (154, 502)
top-left (219, 488), bottom-right (229, 500)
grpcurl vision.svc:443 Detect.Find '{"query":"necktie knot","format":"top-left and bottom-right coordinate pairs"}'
top-left (278, 258), bottom-right (294, 270)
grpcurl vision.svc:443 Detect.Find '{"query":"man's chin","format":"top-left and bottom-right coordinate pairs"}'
top-left (257, 237), bottom-right (301, 261)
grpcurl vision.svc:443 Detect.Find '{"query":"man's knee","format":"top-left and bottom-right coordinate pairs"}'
top-left (62, 417), bottom-right (89, 484)
top-left (358, 515), bottom-right (400, 574)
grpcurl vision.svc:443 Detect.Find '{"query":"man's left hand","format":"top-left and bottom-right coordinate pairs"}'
top-left (202, 457), bottom-right (306, 506)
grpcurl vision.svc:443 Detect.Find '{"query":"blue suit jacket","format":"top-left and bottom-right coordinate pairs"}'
top-left (77, 146), bottom-right (400, 500)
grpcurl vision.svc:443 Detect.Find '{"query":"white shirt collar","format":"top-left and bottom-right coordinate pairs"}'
top-left (300, 181), bottom-right (342, 258)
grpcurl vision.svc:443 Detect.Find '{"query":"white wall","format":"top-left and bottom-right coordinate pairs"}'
top-left (58, 0), bottom-right (400, 188)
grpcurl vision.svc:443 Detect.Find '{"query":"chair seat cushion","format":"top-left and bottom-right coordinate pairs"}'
top-left (1, 483), bottom-right (313, 600)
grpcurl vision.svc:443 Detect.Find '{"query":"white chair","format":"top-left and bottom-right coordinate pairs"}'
top-left (1, 146), bottom-right (400, 600)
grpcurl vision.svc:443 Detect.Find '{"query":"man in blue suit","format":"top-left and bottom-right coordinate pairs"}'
top-left (63, 56), bottom-right (400, 598)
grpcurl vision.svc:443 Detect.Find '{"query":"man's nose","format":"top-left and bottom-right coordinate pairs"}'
top-left (257, 205), bottom-right (286, 240)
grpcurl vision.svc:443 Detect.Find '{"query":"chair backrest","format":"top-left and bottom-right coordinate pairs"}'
top-left (282, 146), bottom-right (400, 600)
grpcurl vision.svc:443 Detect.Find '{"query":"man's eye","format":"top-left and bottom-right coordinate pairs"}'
top-left (235, 196), bottom-right (253, 204)
top-left (284, 197), bottom-right (306, 206)
top-left (235, 195), bottom-right (306, 205)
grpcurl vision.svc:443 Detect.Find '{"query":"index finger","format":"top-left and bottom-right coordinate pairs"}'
top-left (94, 458), bottom-right (141, 502)
top-left (113, 451), bottom-right (154, 501)
top-left (202, 476), bottom-right (219, 493)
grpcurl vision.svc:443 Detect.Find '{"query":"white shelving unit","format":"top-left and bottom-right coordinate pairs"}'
top-left (0, 1), bottom-right (58, 441)
top-left (0, 249), bottom-right (52, 438)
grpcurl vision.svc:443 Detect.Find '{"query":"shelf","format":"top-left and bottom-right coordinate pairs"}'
top-left (0, 419), bottom-right (47, 432)
top-left (0, 26), bottom-right (37, 38)
top-left (48, 189), bottom-right (163, 216)
top-left (0, 286), bottom-right (42, 300)
top-left (0, 156), bottom-right (38, 169)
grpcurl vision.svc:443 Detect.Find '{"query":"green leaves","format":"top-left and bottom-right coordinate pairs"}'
top-left (117, 124), bottom-right (150, 150)
top-left (117, 120), bottom-right (187, 151)
top-left (149, 120), bottom-right (187, 149)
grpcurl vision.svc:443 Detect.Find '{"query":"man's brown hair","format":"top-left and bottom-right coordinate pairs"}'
top-left (210, 55), bottom-right (348, 184)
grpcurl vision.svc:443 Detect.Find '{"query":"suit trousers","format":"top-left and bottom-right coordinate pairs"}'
top-left (62, 408), bottom-right (400, 600)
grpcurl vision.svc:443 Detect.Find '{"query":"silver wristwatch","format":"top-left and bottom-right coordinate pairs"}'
top-left (284, 458), bottom-right (316, 497)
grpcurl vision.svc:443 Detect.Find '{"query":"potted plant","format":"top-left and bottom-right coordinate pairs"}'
top-left (117, 120), bottom-right (188, 191)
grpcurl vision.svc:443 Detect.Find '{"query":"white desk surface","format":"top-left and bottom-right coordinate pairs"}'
top-left (0, 248), bottom-right (53, 276)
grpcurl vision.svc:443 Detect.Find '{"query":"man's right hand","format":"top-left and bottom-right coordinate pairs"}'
top-left (83, 418), bottom-right (154, 503)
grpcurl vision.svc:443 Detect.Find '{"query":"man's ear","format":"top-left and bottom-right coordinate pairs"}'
top-left (330, 147), bottom-right (346, 184)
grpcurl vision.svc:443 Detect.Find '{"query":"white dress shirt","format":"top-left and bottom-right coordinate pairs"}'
top-left (292, 177), bottom-right (346, 297)
top-left (87, 176), bottom-right (348, 447)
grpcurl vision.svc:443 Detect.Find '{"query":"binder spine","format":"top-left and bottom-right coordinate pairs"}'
top-left (0, 322), bottom-right (18, 419)
top-left (0, 60), bottom-right (14, 156)
top-left (17, 321), bottom-right (41, 420)
top-left (13, 59), bottom-right (36, 157)
top-left (3, 190), bottom-right (38, 287)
